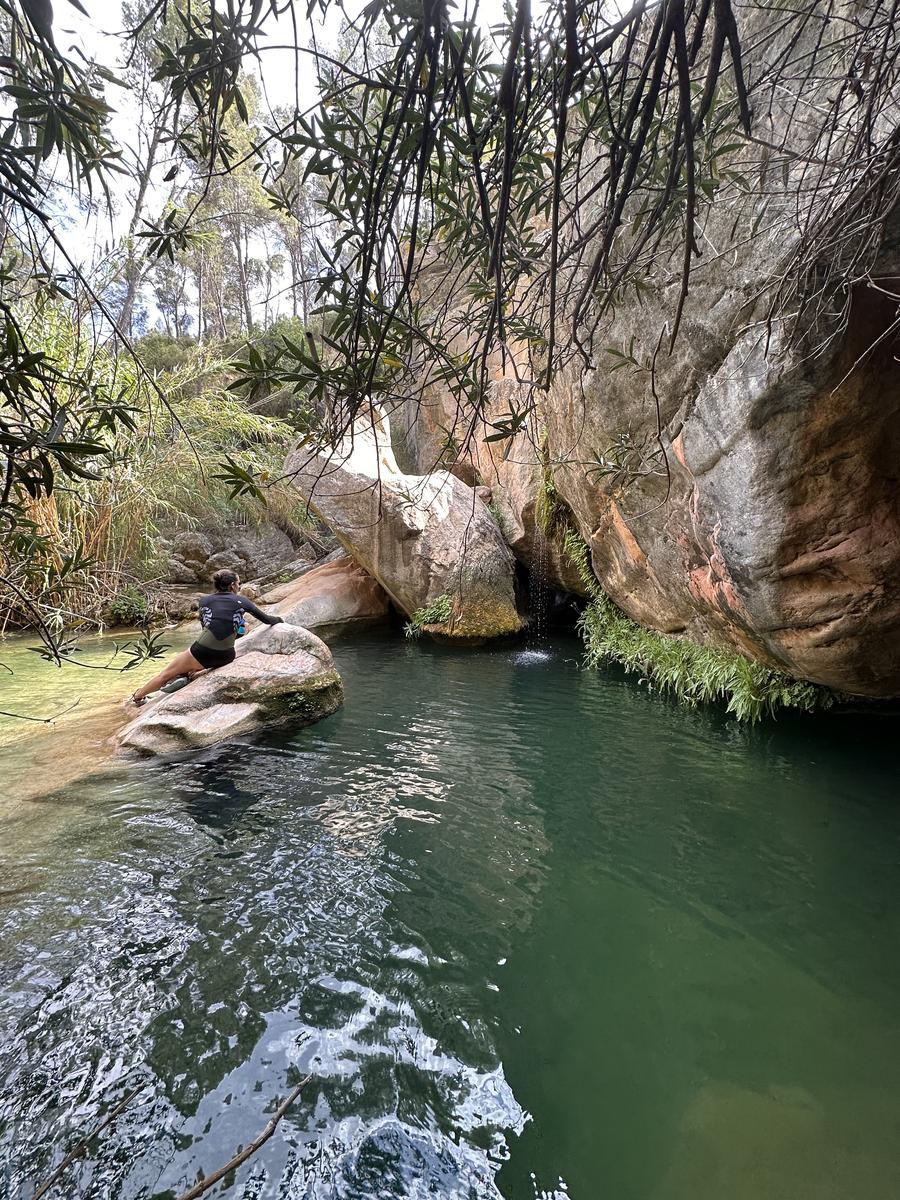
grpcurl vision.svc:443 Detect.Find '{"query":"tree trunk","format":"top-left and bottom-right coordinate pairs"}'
top-left (195, 257), bottom-right (204, 344)
top-left (235, 226), bottom-right (254, 332)
top-left (117, 121), bottom-right (164, 340)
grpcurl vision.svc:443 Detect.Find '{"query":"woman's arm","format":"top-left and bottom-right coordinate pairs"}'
top-left (240, 597), bottom-right (284, 626)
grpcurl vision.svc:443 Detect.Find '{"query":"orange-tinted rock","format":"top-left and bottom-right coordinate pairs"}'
top-left (262, 554), bottom-right (389, 640)
top-left (403, 238), bottom-right (900, 695)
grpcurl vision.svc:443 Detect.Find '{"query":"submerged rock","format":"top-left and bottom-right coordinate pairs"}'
top-left (116, 623), bottom-right (343, 757)
top-left (260, 553), bottom-right (389, 640)
top-left (283, 407), bottom-right (522, 641)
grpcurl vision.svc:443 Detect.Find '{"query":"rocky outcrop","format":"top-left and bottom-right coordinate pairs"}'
top-left (549, 259), bottom-right (900, 698)
top-left (117, 623), bottom-right (342, 756)
top-left (260, 553), bottom-right (390, 640)
top-left (404, 379), bottom-right (587, 598)
top-left (161, 524), bottom-right (313, 588)
top-left (283, 408), bottom-right (522, 641)
top-left (403, 212), bottom-right (900, 699)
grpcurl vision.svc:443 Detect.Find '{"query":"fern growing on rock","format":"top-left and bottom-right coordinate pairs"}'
top-left (563, 531), bottom-right (832, 722)
top-left (405, 594), bottom-right (453, 640)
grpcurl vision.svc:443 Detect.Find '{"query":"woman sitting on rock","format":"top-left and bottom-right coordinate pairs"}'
top-left (130, 569), bottom-right (284, 706)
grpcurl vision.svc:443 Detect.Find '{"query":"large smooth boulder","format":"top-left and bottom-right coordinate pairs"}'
top-left (116, 623), bottom-right (343, 756)
top-left (283, 407), bottom-right (522, 641)
top-left (404, 377), bottom-right (587, 598)
top-left (260, 554), bottom-right (389, 640)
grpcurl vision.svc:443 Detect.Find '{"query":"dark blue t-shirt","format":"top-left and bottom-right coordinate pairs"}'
top-left (196, 592), bottom-right (282, 649)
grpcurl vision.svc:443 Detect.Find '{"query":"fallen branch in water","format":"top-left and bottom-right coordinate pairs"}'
top-left (31, 1086), bottom-right (144, 1200)
top-left (0, 699), bottom-right (82, 724)
top-left (174, 1075), bottom-right (312, 1200)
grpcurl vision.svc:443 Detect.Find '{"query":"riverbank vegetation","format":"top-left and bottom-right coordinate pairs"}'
top-left (0, 300), bottom-right (305, 641)
top-left (563, 531), bottom-right (832, 722)
top-left (1, 0), bottom-right (897, 707)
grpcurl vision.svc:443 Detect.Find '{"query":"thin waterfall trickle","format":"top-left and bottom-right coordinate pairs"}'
top-left (528, 522), bottom-right (551, 644)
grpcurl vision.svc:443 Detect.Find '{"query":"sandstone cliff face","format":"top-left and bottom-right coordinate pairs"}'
top-left (560, 283), bottom-right (900, 698)
top-left (403, 214), bottom-right (900, 696)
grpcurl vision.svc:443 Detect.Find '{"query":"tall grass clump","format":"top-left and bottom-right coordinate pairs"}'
top-left (1, 306), bottom-right (305, 636)
top-left (563, 530), bottom-right (832, 722)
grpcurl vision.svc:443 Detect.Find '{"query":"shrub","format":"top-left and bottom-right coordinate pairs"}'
top-left (108, 585), bottom-right (151, 627)
top-left (134, 331), bottom-right (197, 375)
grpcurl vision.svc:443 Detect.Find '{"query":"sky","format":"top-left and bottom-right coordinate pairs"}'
top-left (44, 0), bottom-right (513, 330)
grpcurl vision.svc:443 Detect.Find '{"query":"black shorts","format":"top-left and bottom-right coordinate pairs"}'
top-left (189, 641), bottom-right (236, 670)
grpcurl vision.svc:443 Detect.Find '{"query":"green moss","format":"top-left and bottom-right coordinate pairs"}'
top-left (487, 499), bottom-right (512, 541)
top-left (534, 441), bottom-right (569, 537)
top-left (405, 593), bottom-right (453, 639)
top-left (405, 591), bottom-right (522, 641)
top-left (563, 530), bottom-right (833, 723)
top-left (268, 673), bottom-right (344, 722)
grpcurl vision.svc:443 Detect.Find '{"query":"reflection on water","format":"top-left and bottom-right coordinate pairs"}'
top-left (1, 632), bottom-right (899, 1199)
top-left (0, 629), bottom-right (193, 806)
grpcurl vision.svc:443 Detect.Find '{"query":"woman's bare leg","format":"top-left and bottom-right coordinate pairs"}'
top-left (132, 649), bottom-right (208, 702)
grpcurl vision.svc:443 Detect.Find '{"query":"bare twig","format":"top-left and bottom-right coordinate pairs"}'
top-left (31, 1086), bottom-right (144, 1200)
top-left (0, 698), bottom-right (81, 724)
top-left (173, 1076), bottom-right (312, 1200)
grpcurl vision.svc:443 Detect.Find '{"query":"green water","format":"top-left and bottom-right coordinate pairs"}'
top-left (0, 629), bottom-right (193, 806)
top-left (1, 633), bottom-right (899, 1199)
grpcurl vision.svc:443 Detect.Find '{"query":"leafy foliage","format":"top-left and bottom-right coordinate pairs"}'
top-left (563, 530), bottom-right (833, 722)
top-left (405, 593), bottom-right (453, 640)
top-left (0, 307), bottom-right (299, 639)
top-left (107, 585), bottom-right (151, 627)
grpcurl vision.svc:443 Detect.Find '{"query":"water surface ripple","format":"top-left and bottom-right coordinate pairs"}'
top-left (1, 633), bottom-right (899, 1199)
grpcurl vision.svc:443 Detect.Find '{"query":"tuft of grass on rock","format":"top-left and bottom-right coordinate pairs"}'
top-left (563, 529), bottom-right (832, 722)
top-left (534, 443), bottom-right (570, 538)
top-left (405, 593), bottom-right (453, 639)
